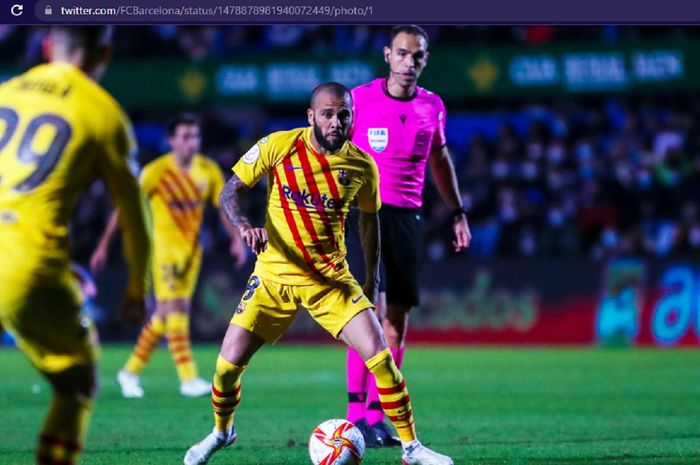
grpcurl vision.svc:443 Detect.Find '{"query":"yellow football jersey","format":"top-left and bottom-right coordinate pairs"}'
top-left (140, 152), bottom-right (224, 254)
top-left (233, 126), bottom-right (381, 284)
top-left (0, 62), bottom-right (150, 294)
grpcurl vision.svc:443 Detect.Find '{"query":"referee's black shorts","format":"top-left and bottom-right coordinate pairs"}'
top-left (378, 204), bottom-right (423, 308)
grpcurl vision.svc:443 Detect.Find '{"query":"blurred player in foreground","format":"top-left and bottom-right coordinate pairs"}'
top-left (0, 264), bottom-right (98, 347)
top-left (347, 25), bottom-right (471, 446)
top-left (91, 113), bottom-right (247, 398)
top-left (183, 82), bottom-right (453, 465)
top-left (0, 26), bottom-right (150, 465)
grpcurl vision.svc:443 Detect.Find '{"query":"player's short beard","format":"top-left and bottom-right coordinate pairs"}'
top-left (313, 120), bottom-right (345, 152)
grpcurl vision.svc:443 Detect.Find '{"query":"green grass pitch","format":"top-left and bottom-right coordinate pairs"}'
top-left (1, 345), bottom-right (700, 464)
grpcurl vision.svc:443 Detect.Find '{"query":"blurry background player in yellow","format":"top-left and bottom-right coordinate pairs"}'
top-left (0, 26), bottom-right (151, 465)
top-left (91, 113), bottom-right (247, 398)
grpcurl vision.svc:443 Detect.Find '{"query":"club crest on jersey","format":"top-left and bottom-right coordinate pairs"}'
top-left (367, 128), bottom-right (388, 153)
top-left (337, 169), bottom-right (351, 186)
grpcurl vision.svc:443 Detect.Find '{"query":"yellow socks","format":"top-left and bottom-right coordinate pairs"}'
top-left (123, 313), bottom-right (198, 382)
top-left (123, 315), bottom-right (165, 374)
top-left (365, 349), bottom-right (416, 443)
top-left (122, 313), bottom-right (199, 383)
top-left (165, 313), bottom-right (197, 382)
top-left (212, 355), bottom-right (246, 433)
top-left (37, 393), bottom-right (92, 465)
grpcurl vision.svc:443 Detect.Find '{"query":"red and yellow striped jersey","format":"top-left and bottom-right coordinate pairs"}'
top-left (140, 153), bottom-right (224, 254)
top-left (0, 62), bottom-right (149, 293)
top-left (233, 127), bottom-right (380, 284)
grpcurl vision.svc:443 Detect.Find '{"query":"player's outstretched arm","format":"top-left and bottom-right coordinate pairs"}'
top-left (358, 210), bottom-right (380, 303)
top-left (428, 146), bottom-right (472, 251)
top-left (220, 174), bottom-right (267, 256)
top-left (90, 209), bottom-right (120, 273)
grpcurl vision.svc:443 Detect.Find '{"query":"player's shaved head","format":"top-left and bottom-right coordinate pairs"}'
top-left (310, 82), bottom-right (352, 109)
top-left (307, 82), bottom-right (353, 154)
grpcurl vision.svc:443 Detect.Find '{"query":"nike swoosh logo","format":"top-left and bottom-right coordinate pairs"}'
top-left (351, 295), bottom-right (363, 304)
top-left (285, 165), bottom-right (304, 170)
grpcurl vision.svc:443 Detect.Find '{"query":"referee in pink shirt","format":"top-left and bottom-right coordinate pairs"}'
top-left (346, 25), bottom-right (472, 447)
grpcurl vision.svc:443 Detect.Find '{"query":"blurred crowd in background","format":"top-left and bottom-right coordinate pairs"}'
top-left (1, 25), bottom-right (699, 264)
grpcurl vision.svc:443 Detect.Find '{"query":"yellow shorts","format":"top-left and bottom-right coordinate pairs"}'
top-left (0, 277), bottom-right (96, 374)
top-left (230, 271), bottom-right (373, 343)
top-left (152, 246), bottom-right (202, 301)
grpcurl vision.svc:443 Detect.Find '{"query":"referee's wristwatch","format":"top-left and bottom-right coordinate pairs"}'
top-left (451, 207), bottom-right (468, 221)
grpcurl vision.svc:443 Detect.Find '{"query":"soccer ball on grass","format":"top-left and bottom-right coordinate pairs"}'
top-left (308, 419), bottom-right (365, 465)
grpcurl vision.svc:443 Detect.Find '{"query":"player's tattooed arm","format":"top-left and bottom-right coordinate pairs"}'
top-left (220, 174), bottom-right (268, 255)
top-left (358, 211), bottom-right (380, 303)
top-left (220, 174), bottom-right (251, 227)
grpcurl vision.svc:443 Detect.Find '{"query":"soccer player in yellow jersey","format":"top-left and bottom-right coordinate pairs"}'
top-left (91, 113), bottom-right (246, 398)
top-left (0, 26), bottom-right (150, 465)
top-left (184, 82), bottom-right (453, 465)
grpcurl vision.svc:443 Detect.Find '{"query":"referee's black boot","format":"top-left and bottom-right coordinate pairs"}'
top-left (371, 421), bottom-right (402, 447)
top-left (354, 418), bottom-right (382, 448)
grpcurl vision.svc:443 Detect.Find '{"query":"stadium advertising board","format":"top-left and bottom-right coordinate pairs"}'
top-left (108, 41), bottom-right (700, 103)
top-left (2, 41), bottom-right (693, 107)
top-left (185, 258), bottom-right (700, 346)
top-left (111, 42), bottom-right (699, 105)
